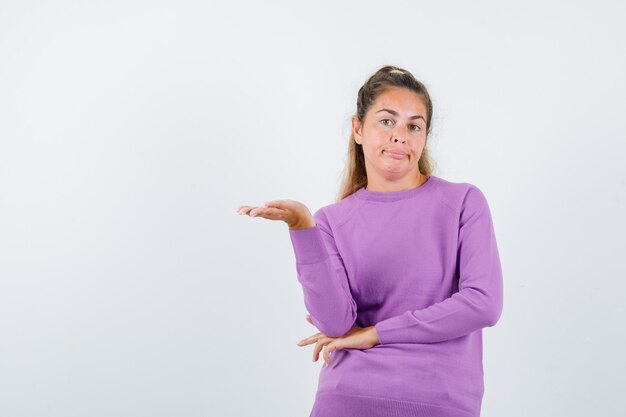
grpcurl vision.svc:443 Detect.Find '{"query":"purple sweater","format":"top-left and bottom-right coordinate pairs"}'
top-left (288, 175), bottom-right (503, 417)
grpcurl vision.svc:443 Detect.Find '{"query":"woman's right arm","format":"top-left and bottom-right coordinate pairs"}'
top-left (289, 208), bottom-right (358, 338)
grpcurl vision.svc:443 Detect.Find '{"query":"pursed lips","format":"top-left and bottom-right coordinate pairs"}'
top-left (383, 150), bottom-right (408, 159)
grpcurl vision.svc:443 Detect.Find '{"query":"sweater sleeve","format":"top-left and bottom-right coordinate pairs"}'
top-left (288, 208), bottom-right (358, 338)
top-left (374, 185), bottom-right (504, 344)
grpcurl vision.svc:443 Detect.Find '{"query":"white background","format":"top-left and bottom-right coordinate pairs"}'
top-left (1, 1), bottom-right (624, 416)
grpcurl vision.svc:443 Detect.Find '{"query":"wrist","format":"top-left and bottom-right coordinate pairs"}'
top-left (288, 220), bottom-right (316, 230)
top-left (369, 325), bottom-right (381, 346)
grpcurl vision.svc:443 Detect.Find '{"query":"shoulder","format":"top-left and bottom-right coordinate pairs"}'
top-left (429, 175), bottom-right (492, 214)
top-left (311, 193), bottom-right (361, 233)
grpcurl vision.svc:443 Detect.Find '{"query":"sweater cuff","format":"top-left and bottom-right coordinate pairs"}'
top-left (288, 225), bottom-right (329, 264)
top-left (374, 314), bottom-right (410, 345)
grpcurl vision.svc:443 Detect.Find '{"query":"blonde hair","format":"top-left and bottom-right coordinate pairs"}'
top-left (335, 65), bottom-right (435, 202)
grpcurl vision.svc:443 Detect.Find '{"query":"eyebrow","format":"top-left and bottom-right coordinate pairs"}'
top-left (375, 108), bottom-right (425, 121)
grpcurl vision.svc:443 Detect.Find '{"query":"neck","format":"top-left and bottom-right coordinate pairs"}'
top-left (366, 172), bottom-right (425, 192)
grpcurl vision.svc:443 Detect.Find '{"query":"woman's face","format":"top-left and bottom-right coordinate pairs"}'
top-left (352, 87), bottom-right (428, 182)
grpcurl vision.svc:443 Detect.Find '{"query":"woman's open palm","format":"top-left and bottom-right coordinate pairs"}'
top-left (236, 199), bottom-right (315, 230)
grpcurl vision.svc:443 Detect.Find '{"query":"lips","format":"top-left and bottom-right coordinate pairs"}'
top-left (383, 150), bottom-right (407, 160)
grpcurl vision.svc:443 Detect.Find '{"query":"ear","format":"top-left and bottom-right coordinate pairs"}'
top-left (352, 115), bottom-right (363, 144)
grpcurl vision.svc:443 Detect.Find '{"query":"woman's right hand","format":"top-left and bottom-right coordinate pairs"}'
top-left (236, 199), bottom-right (316, 230)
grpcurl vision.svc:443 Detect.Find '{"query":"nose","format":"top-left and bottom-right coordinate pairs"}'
top-left (390, 126), bottom-right (406, 143)
top-left (391, 134), bottom-right (406, 144)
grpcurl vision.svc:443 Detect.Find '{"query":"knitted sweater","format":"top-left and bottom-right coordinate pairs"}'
top-left (289, 175), bottom-right (504, 417)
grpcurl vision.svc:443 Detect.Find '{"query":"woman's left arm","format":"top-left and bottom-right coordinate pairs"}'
top-left (373, 185), bottom-right (504, 344)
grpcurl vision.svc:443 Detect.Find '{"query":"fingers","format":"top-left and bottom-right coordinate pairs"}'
top-left (296, 333), bottom-right (321, 347)
top-left (236, 200), bottom-right (293, 215)
top-left (236, 205), bottom-right (251, 215)
top-left (236, 204), bottom-right (286, 219)
top-left (323, 345), bottom-right (335, 365)
top-left (322, 343), bottom-right (340, 365)
top-left (297, 315), bottom-right (321, 347)
top-left (297, 331), bottom-right (338, 365)
top-left (297, 313), bottom-right (345, 365)
top-left (235, 205), bottom-right (262, 216)
top-left (236, 203), bottom-right (270, 215)
top-left (313, 336), bottom-right (339, 365)
top-left (313, 338), bottom-right (326, 363)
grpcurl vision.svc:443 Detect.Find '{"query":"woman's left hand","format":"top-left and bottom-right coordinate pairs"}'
top-left (296, 314), bottom-right (380, 365)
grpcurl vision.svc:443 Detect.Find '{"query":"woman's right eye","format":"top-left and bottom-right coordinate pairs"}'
top-left (381, 119), bottom-right (392, 126)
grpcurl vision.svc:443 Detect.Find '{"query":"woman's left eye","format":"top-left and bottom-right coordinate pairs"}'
top-left (381, 119), bottom-right (420, 131)
top-left (380, 119), bottom-right (422, 132)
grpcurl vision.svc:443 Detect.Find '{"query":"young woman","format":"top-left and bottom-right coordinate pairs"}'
top-left (237, 65), bottom-right (504, 417)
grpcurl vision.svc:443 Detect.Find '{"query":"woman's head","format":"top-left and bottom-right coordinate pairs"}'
top-left (337, 65), bottom-right (435, 201)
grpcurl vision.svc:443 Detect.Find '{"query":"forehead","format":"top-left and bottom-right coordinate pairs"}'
top-left (372, 87), bottom-right (427, 114)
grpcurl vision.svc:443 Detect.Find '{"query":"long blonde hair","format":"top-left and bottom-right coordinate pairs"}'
top-left (335, 65), bottom-right (435, 202)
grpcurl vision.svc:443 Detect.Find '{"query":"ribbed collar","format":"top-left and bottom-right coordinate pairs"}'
top-left (354, 175), bottom-right (438, 202)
